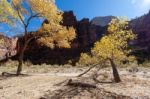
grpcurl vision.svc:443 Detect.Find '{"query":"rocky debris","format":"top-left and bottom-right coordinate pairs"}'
top-left (128, 67), bottom-right (139, 73)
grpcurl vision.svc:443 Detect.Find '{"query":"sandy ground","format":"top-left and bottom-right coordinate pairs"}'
top-left (0, 67), bottom-right (150, 99)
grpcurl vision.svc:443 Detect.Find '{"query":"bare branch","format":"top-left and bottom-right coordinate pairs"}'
top-left (26, 13), bottom-right (41, 27)
top-left (11, 1), bottom-right (26, 28)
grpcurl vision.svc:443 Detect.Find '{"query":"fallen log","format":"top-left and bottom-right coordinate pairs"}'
top-left (67, 79), bottom-right (96, 88)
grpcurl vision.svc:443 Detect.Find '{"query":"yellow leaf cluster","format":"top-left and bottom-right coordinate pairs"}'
top-left (78, 53), bottom-right (99, 65)
top-left (0, 39), bottom-right (4, 45)
top-left (37, 24), bottom-right (76, 48)
top-left (0, 0), bottom-right (18, 24)
top-left (28, 0), bottom-right (62, 23)
top-left (28, 0), bottom-right (76, 48)
top-left (92, 18), bottom-right (136, 62)
top-left (0, 0), bottom-right (76, 49)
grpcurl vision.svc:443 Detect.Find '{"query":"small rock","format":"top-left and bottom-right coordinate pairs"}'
top-left (143, 71), bottom-right (147, 74)
top-left (0, 86), bottom-right (3, 89)
top-left (128, 67), bottom-right (139, 73)
top-left (39, 97), bottom-right (46, 99)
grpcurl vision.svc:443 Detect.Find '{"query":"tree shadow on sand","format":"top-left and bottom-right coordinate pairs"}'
top-left (0, 72), bottom-right (29, 80)
top-left (40, 79), bottom-right (132, 99)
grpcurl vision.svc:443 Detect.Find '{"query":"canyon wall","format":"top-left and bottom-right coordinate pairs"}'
top-left (1, 10), bottom-right (150, 63)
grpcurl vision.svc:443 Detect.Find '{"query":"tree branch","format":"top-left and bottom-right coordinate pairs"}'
top-left (77, 64), bottom-right (98, 77)
top-left (12, 2), bottom-right (26, 28)
top-left (26, 13), bottom-right (41, 27)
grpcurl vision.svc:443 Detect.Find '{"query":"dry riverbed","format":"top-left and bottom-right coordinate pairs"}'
top-left (0, 65), bottom-right (150, 99)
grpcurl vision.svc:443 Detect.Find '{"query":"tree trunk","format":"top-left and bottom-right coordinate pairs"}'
top-left (16, 50), bottom-right (24, 76)
top-left (16, 37), bottom-right (35, 76)
top-left (16, 44), bottom-right (26, 76)
top-left (109, 59), bottom-right (121, 83)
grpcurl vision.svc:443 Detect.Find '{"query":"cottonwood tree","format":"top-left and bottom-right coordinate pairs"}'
top-left (0, 0), bottom-right (76, 75)
top-left (92, 18), bottom-right (136, 83)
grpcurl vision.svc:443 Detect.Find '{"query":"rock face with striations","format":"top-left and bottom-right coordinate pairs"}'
top-left (4, 10), bottom-right (150, 64)
top-left (62, 11), bottom-right (98, 47)
top-left (62, 11), bottom-right (77, 28)
top-left (91, 16), bottom-right (116, 27)
top-left (77, 18), bottom-right (90, 46)
top-left (0, 34), bottom-right (18, 61)
top-left (62, 12), bottom-right (116, 48)
top-left (130, 11), bottom-right (150, 49)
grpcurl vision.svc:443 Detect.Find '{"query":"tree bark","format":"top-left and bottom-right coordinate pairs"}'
top-left (16, 42), bottom-right (27, 76)
top-left (67, 79), bottom-right (96, 88)
top-left (109, 59), bottom-right (121, 83)
top-left (14, 5), bottom-right (41, 76)
top-left (16, 49), bottom-right (24, 76)
top-left (16, 37), bottom-right (36, 76)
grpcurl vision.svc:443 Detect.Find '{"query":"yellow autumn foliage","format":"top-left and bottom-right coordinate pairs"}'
top-left (28, 0), bottom-right (62, 23)
top-left (0, 0), bottom-right (76, 49)
top-left (0, 0), bottom-right (18, 24)
top-left (37, 23), bottom-right (76, 48)
top-left (78, 53), bottom-right (99, 65)
top-left (28, 0), bottom-right (76, 48)
top-left (92, 18), bottom-right (136, 63)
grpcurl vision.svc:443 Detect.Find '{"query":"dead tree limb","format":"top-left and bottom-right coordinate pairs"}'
top-left (67, 79), bottom-right (96, 88)
top-left (77, 64), bottom-right (98, 77)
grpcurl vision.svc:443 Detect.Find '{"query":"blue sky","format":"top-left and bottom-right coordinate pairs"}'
top-left (56, 0), bottom-right (150, 20)
top-left (1, 0), bottom-right (150, 36)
